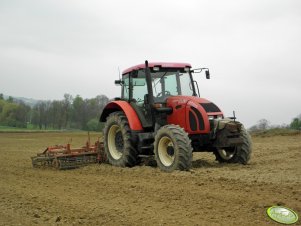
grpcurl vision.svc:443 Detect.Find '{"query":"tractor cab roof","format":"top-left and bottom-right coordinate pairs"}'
top-left (122, 62), bottom-right (192, 75)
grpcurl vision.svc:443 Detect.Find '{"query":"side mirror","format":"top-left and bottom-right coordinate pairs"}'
top-left (115, 80), bottom-right (124, 85)
top-left (205, 70), bottom-right (210, 79)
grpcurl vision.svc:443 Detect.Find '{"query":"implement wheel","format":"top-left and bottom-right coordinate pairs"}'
top-left (103, 111), bottom-right (138, 167)
top-left (52, 158), bottom-right (60, 169)
top-left (214, 126), bottom-right (252, 164)
top-left (154, 125), bottom-right (193, 172)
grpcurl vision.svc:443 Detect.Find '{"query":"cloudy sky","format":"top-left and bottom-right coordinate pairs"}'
top-left (0, 0), bottom-right (300, 127)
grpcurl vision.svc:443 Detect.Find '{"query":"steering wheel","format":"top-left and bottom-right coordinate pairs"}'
top-left (156, 90), bottom-right (171, 98)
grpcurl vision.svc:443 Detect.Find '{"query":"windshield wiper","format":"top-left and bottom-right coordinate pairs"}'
top-left (153, 71), bottom-right (168, 89)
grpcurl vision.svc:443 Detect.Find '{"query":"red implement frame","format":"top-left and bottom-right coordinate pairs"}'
top-left (31, 134), bottom-right (106, 170)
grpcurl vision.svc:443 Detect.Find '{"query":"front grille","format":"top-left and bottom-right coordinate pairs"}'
top-left (191, 106), bottom-right (205, 130)
top-left (189, 111), bottom-right (197, 131)
top-left (200, 103), bottom-right (221, 113)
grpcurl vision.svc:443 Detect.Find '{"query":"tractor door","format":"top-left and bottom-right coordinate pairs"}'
top-left (123, 70), bottom-right (153, 128)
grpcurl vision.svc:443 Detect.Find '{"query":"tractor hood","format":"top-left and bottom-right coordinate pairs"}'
top-left (166, 96), bottom-right (223, 115)
top-left (166, 96), bottom-right (224, 134)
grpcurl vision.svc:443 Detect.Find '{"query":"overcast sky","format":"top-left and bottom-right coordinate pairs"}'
top-left (0, 0), bottom-right (300, 127)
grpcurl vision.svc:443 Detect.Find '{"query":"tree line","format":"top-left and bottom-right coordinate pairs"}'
top-left (249, 115), bottom-right (301, 132)
top-left (0, 93), bottom-right (109, 131)
top-left (1, 92), bottom-right (300, 132)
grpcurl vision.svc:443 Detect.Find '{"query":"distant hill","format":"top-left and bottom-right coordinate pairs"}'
top-left (3, 95), bottom-right (40, 107)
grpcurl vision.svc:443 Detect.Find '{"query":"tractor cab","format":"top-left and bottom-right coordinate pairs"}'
top-left (113, 62), bottom-right (210, 130)
top-left (119, 62), bottom-right (196, 104)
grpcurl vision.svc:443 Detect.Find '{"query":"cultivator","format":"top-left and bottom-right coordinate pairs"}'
top-left (31, 134), bottom-right (106, 170)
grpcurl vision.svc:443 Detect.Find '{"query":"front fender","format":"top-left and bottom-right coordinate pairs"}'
top-left (100, 101), bottom-right (143, 131)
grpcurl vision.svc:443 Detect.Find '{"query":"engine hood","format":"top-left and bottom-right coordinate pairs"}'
top-left (166, 96), bottom-right (223, 115)
top-left (166, 96), bottom-right (223, 134)
top-left (167, 96), bottom-right (210, 105)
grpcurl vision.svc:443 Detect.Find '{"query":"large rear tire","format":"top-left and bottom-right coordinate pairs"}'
top-left (103, 111), bottom-right (138, 167)
top-left (214, 126), bottom-right (252, 164)
top-left (154, 125), bottom-right (193, 172)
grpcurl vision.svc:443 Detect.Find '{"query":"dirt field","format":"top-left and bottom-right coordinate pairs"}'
top-left (0, 132), bottom-right (300, 226)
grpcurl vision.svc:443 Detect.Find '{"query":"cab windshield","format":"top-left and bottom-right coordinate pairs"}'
top-left (122, 69), bottom-right (195, 104)
top-left (151, 70), bottom-right (194, 100)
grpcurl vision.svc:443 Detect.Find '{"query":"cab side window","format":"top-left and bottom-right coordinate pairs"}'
top-left (131, 70), bottom-right (147, 105)
top-left (122, 73), bottom-right (130, 100)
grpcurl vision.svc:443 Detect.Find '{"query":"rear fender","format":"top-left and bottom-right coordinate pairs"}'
top-left (100, 101), bottom-right (143, 131)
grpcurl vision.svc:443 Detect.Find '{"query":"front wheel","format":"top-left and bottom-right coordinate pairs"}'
top-left (154, 125), bottom-right (193, 172)
top-left (214, 126), bottom-right (252, 164)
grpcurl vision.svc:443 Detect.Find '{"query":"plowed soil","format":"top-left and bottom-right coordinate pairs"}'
top-left (0, 132), bottom-right (300, 226)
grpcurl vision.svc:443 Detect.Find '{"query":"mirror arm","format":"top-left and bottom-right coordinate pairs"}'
top-left (114, 80), bottom-right (124, 85)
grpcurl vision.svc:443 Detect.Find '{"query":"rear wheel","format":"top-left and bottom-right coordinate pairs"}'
top-left (214, 126), bottom-right (252, 164)
top-left (154, 125), bottom-right (193, 172)
top-left (103, 111), bottom-right (138, 167)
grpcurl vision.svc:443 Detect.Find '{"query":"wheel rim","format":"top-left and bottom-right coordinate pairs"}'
top-left (108, 125), bottom-right (123, 160)
top-left (217, 148), bottom-right (236, 160)
top-left (52, 158), bottom-right (60, 169)
top-left (158, 136), bottom-right (175, 167)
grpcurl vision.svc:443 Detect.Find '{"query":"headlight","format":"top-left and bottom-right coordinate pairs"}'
top-left (208, 115), bottom-right (214, 120)
top-left (217, 115), bottom-right (223, 119)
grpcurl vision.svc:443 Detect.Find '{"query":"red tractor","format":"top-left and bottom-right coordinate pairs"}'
top-left (100, 61), bottom-right (252, 172)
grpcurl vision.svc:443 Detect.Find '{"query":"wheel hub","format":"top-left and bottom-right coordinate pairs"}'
top-left (115, 131), bottom-right (124, 151)
top-left (167, 146), bottom-right (174, 156)
top-left (217, 148), bottom-right (236, 160)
